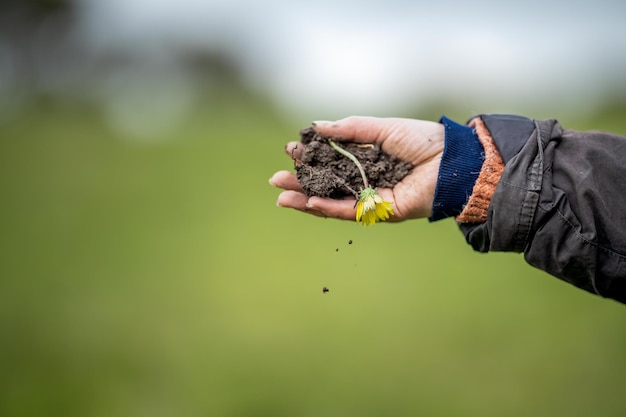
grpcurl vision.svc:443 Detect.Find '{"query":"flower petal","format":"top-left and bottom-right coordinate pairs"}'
top-left (375, 203), bottom-right (390, 220)
top-left (356, 200), bottom-right (364, 222)
top-left (363, 209), bottom-right (377, 225)
top-left (356, 188), bottom-right (394, 225)
top-left (381, 200), bottom-right (394, 216)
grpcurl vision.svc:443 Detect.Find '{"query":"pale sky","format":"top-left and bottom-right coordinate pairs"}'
top-left (72, 0), bottom-right (626, 133)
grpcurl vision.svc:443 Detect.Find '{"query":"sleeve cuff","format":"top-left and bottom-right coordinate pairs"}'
top-left (455, 117), bottom-right (506, 223)
top-left (429, 116), bottom-right (485, 221)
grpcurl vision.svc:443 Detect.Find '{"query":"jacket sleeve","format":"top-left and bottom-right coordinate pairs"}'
top-left (459, 115), bottom-right (626, 304)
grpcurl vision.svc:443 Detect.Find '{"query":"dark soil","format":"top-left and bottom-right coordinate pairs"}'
top-left (295, 127), bottom-right (413, 198)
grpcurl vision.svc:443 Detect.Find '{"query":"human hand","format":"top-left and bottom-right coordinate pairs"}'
top-left (270, 116), bottom-right (444, 222)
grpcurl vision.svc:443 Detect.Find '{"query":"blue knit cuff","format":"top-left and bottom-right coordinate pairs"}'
top-left (429, 116), bottom-right (485, 221)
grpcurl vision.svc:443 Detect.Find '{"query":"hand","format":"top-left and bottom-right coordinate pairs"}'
top-left (270, 116), bottom-right (444, 221)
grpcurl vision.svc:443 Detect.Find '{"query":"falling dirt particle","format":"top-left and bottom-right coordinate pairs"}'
top-left (322, 287), bottom-right (329, 293)
top-left (335, 248), bottom-right (339, 252)
top-left (348, 240), bottom-right (353, 245)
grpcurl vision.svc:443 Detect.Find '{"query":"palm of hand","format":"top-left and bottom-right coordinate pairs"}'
top-left (271, 117), bottom-right (444, 222)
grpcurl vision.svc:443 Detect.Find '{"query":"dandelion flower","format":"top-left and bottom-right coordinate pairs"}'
top-left (326, 139), bottom-right (394, 225)
top-left (356, 187), bottom-right (394, 225)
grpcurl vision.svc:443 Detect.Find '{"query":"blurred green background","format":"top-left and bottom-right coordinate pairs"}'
top-left (1, 1), bottom-right (626, 417)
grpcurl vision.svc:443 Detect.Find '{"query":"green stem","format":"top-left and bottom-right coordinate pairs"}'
top-left (328, 139), bottom-right (369, 189)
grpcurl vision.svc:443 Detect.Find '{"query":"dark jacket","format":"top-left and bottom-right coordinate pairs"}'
top-left (459, 115), bottom-right (626, 304)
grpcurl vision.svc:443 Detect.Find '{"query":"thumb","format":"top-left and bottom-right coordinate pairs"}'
top-left (313, 116), bottom-right (403, 144)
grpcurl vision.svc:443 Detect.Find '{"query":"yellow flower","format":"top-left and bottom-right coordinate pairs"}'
top-left (326, 139), bottom-right (394, 225)
top-left (356, 187), bottom-right (394, 225)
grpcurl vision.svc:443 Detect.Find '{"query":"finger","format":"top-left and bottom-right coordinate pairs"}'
top-left (313, 116), bottom-right (403, 144)
top-left (306, 196), bottom-right (357, 221)
top-left (276, 190), bottom-right (309, 210)
top-left (284, 141), bottom-right (302, 159)
top-left (276, 191), bottom-right (328, 218)
top-left (269, 170), bottom-right (302, 192)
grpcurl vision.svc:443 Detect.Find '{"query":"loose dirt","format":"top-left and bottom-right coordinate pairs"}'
top-left (295, 127), bottom-right (413, 198)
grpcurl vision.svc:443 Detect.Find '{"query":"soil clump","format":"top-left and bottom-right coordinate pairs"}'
top-left (295, 127), bottom-right (413, 199)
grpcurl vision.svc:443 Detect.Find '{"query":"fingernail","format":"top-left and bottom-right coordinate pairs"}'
top-left (276, 200), bottom-right (282, 207)
top-left (268, 177), bottom-right (276, 186)
top-left (305, 197), bottom-right (320, 210)
top-left (312, 120), bottom-right (333, 128)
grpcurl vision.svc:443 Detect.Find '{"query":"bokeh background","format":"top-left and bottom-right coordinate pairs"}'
top-left (1, 1), bottom-right (625, 416)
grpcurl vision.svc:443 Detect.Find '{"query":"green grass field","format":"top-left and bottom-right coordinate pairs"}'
top-left (0, 97), bottom-right (624, 417)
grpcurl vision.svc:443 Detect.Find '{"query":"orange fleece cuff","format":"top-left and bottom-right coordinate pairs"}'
top-left (455, 117), bottom-right (505, 223)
